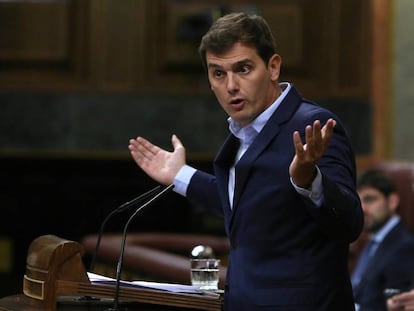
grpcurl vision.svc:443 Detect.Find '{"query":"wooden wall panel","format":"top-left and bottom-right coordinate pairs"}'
top-left (143, 0), bottom-right (311, 94)
top-left (88, 0), bottom-right (148, 91)
top-left (336, 0), bottom-right (371, 95)
top-left (0, 2), bottom-right (69, 61)
top-left (141, 0), bottom-right (371, 97)
top-left (369, 0), bottom-right (393, 166)
top-left (0, 0), bottom-right (383, 164)
top-left (0, 0), bottom-right (89, 89)
top-left (0, 0), bottom-right (372, 97)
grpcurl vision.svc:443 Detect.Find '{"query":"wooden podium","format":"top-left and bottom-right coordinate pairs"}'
top-left (2, 235), bottom-right (223, 311)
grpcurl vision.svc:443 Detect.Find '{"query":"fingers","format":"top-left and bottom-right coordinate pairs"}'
top-left (292, 118), bottom-right (336, 161)
top-left (128, 137), bottom-right (160, 168)
top-left (312, 120), bottom-right (322, 144)
top-left (129, 136), bottom-right (151, 152)
top-left (387, 297), bottom-right (400, 310)
top-left (321, 118), bottom-right (336, 148)
top-left (390, 291), bottom-right (414, 311)
top-left (171, 134), bottom-right (184, 151)
top-left (129, 135), bottom-right (182, 153)
top-left (129, 135), bottom-right (184, 165)
top-left (307, 118), bottom-right (336, 147)
top-left (304, 120), bottom-right (321, 153)
top-left (292, 130), bottom-right (304, 155)
top-left (129, 137), bottom-right (152, 154)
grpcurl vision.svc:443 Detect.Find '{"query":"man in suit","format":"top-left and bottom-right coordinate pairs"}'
top-left (352, 169), bottom-right (414, 311)
top-left (129, 12), bottom-right (363, 310)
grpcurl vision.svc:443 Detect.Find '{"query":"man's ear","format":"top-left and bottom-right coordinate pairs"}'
top-left (388, 192), bottom-right (400, 212)
top-left (268, 54), bottom-right (282, 81)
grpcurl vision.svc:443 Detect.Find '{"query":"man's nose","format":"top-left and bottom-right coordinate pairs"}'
top-left (226, 73), bottom-right (239, 93)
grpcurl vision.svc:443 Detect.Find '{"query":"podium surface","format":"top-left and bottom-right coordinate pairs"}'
top-left (0, 294), bottom-right (202, 310)
top-left (6, 235), bottom-right (222, 311)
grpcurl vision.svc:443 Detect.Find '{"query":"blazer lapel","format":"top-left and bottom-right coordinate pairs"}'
top-left (214, 135), bottom-right (240, 212)
top-left (232, 86), bottom-right (303, 210)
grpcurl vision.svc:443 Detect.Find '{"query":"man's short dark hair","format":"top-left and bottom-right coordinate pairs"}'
top-left (198, 12), bottom-right (277, 70)
top-left (357, 169), bottom-right (397, 197)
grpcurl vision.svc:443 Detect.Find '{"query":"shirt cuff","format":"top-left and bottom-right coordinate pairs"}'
top-left (290, 166), bottom-right (324, 207)
top-left (173, 165), bottom-right (197, 196)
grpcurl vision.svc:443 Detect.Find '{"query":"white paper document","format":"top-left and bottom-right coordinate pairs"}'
top-left (87, 272), bottom-right (204, 294)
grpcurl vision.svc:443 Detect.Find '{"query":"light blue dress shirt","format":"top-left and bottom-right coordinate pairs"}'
top-left (174, 82), bottom-right (324, 207)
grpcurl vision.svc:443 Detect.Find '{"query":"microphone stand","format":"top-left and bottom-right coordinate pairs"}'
top-left (107, 184), bottom-right (174, 311)
top-left (89, 185), bottom-right (162, 273)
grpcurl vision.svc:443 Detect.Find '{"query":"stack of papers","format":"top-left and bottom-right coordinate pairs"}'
top-left (87, 272), bottom-right (206, 294)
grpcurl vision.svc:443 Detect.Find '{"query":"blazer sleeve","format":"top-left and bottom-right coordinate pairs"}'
top-left (186, 170), bottom-right (224, 218)
top-left (300, 111), bottom-right (363, 242)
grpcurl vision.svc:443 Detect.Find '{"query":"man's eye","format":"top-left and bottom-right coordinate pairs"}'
top-left (214, 70), bottom-right (223, 78)
top-left (361, 195), bottom-right (381, 204)
top-left (240, 65), bottom-right (250, 73)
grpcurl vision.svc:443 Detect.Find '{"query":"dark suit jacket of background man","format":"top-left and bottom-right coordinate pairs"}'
top-left (353, 221), bottom-right (414, 311)
top-left (185, 85), bottom-right (364, 310)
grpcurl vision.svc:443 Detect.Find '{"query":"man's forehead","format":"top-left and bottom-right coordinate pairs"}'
top-left (206, 48), bottom-right (258, 68)
top-left (357, 187), bottom-right (382, 195)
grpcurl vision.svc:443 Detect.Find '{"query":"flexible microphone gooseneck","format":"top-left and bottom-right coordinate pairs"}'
top-left (107, 184), bottom-right (174, 311)
top-left (89, 185), bottom-right (162, 273)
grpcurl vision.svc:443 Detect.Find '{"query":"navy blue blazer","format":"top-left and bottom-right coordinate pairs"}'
top-left (187, 85), bottom-right (363, 310)
top-left (353, 221), bottom-right (414, 311)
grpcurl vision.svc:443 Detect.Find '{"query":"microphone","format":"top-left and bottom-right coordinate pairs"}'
top-left (108, 184), bottom-right (174, 311)
top-left (89, 185), bottom-right (162, 272)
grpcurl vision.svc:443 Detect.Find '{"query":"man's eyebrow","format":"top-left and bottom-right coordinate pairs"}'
top-left (207, 58), bottom-right (252, 70)
top-left (207, 63), bottom-right (222, 69)
top-left (233, 58), bottom-right (252, 65)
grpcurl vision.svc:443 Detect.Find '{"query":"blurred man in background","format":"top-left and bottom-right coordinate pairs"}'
top-left (352, 169), bottom-right (414, 311)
